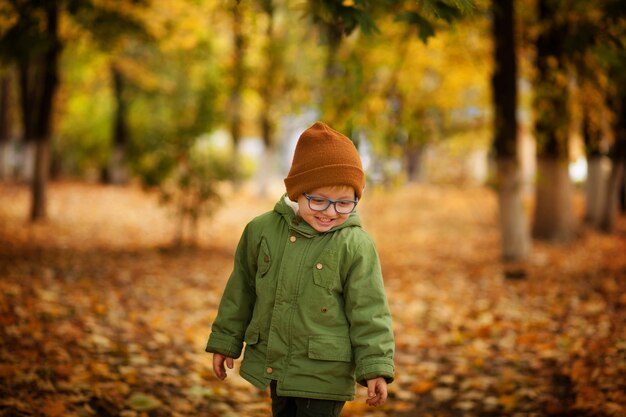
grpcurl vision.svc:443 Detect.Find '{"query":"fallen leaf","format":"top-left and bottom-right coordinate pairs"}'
top-left (410, 380), bottom-right (434, 394)
top-left (127, 393), bottom-right (162, 411)
top-left (42, 398), bottom-right (66, 417)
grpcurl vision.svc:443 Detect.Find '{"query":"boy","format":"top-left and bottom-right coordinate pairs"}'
top-left (206, 122), bottom-right (395, 417)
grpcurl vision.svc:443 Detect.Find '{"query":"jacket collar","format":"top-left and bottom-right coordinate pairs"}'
top-left (274, 194), bottom-right (361, 237)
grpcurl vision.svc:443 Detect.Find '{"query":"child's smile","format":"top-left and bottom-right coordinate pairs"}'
top-left (312, 213), bottom-right (337, 228)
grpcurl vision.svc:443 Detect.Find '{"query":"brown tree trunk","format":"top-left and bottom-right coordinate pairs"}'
top-left (0, 72), bottom-right (11, 180)
top-left (16, 3), bottom-right (60, 221)
top-left (585, 156), bottom-right (609, 226)
top-left (258, 0), bottom-right (277, 197)
top-left (497, 159), bottom-right (530, 260)
top-left (533, 158), bottom-right (576, 242)
top-left (104, 64), bottom-right (129, 184)
top-left (600, 94), bottom-right (626, 231)
top-left (491, 0), bottom-right (530, 262)
top-left (531, 0), bottom-right (574, 242)
top-left (229, 0), bottom-right (245, 186)
top-left (31, 139), bottom-right (51, 219)
top-left (581, 98), bottom-right (609, 227)
top-left (405, 144), bottom-right (424, 183)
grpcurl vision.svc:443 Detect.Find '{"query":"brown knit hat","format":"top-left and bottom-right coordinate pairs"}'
top-left (284, 122), bottom-right (365, 201)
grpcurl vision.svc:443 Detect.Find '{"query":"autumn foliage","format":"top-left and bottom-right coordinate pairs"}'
top-left (1, 182), bottom-right (625, 416)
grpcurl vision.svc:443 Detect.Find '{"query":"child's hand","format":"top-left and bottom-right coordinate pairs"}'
top-left (366, 377), bottom-right (388, 407)
top-left (213, 353), bottom-right (234, 380)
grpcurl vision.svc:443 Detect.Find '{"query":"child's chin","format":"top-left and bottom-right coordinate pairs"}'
top-left (313, 225), bottom-right (332, 233)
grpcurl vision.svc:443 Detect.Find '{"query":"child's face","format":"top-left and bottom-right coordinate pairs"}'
top-left (296, 185), bottom-right (357, 233)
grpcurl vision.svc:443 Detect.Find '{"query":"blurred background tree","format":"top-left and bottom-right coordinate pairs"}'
top-left (1, 0), bottom-right (625, 251)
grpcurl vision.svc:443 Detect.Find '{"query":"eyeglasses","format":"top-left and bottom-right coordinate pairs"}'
top-left (303, 193), bottom-right (358, 214)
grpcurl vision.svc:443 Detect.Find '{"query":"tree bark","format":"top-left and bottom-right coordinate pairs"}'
top-left (533, 158), bottom-right (576, 242)
top-left (531, 0), bottom-right (574, 242)
top-left (585, 156), bottom-right (609, 226)
top-left (104, 64), bottom-right (129, 184)
top-left (31, 139), bottom-right (51, 220)
top-left (497, 159), bottom-right (530, 260)
top-left (229, 0), bottom-right (245, 185)
top-left (15, 3), bottom-right (61, 221)
top-left (600, 94), bottom-right (626, 231)
top-left (258, 0), bottom-right (277, 197)
top-left (580, 94), bottom-right (610, 227)
top-left (405, 144), bottom-right (424, 183)
top-left (490, 0), bottom-right (530, 261)
top-left (0, 73), bottom-right (11, 180)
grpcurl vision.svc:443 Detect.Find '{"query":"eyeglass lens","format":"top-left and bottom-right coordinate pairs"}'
top-left (307, 196), bottom-right (356, 214)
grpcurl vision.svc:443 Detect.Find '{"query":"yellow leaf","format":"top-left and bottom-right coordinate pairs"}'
top-left (498, 395), bottom-right (517, 411)
top-left (90, 362), bottom-right (112, 378)
top-left (410, 380), bottom-right (434, 394)
top-left (389, 401), bottom-right (416, 412)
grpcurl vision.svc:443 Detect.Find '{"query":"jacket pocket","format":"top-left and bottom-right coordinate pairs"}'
top-left (313, 249), bottom-right (341, 291)
top-left (256, 238), bottom-right (271, 278)
top-left (308, 335), bottom-right (352, 362)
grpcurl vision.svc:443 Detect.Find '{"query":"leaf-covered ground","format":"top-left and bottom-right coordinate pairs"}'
top-left (1, 182), bottom-right (625, 417)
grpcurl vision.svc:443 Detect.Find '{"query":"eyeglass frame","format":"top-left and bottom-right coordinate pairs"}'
top-left (302, 193), bottom-right (359, 214)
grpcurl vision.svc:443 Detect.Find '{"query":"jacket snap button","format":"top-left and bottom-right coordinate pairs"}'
top-left (266, 367), bottom-right (273, 374)
top-left (316, 263), bottom-right (323, 270)
top-left (321, 307), bottom-right (328, 313)
top-left (264, 255), bottom-right (270, 263)
top-left (289, 236), bottom-right (296, 243)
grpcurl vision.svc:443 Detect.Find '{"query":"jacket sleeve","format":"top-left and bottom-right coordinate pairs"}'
top-left (205, 224), bottom-right (257, 359)
top-left (343, 234), bottom-right (395, 386)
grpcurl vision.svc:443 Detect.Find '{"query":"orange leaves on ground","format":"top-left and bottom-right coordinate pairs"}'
top-left (42, 398), bottom-right (67, 417)
top-left (410, 380), bottom-right (435, 394)
top-left (1, 182), bottom-right (625, 417)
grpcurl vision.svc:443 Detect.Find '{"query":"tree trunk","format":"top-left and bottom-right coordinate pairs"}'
top-left (0, 73), bottom-right (11, 180)
top-left (600, 94), bottom-right (626, 231)
top-left (581, 96), bottom-right (610, 227)
top-left (585, 156), bottom-right (609, 226)
top-left (531, 0), bottom-right (574, 242)
top-left (258, 0), bottom-right (277, 197)
top-left (105, 64), bottom-right (129, 184)
top-left (31, 139), bottom-right (50, 220)
top-left (497, 159), bottom-right (530, 260)
top-left (0, 140), bottom-right (7, 180)
top-left (533, 158), bottom-right (576, 242)
top-left (490, 0), bottom-right (530, 262)
top-left (17, 3), bottom-right (60, 221)
top-left (600, 158), bottom-right (625, 232)
top-left (229, 0), bottom-right (245, 186)
top-left (405, 144), bottom-right (424, 183)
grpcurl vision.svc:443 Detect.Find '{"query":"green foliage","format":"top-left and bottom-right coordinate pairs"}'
top-left (126, 31), bottom-right (234, 245)
top-left (393, 0), bottom-right (475, 43)
top-left (158, 136), bottom-right (233, 246)
top-left (132, 130), bottom-right (236, 246)
top-left (307, 0), bottom-right (382, 36)
top-left (54, 44), bottom-right (112, 175)
top-left (395, 12), bottom-right (435, 42)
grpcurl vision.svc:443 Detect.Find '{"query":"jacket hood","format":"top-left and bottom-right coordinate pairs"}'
top-left (274, 194), bottom-right (361, 237)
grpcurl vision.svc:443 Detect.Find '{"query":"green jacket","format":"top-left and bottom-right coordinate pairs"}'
top-left (206, 196), bottom-right (394, 401)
